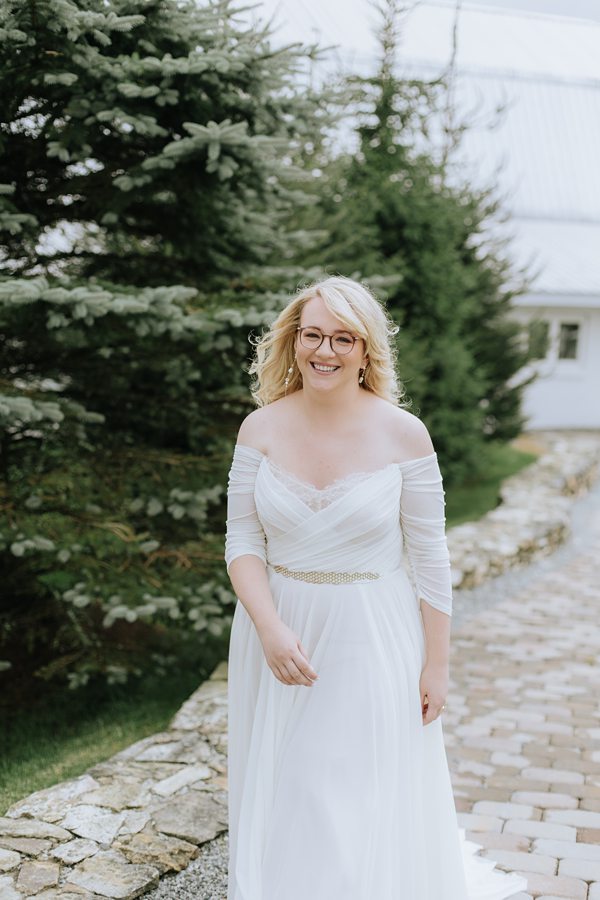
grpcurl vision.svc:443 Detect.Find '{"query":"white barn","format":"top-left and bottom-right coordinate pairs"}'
top-left (395, 2), bottom-right (600, 429)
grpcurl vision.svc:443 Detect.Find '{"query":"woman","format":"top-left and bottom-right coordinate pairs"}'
top-left (224, 276), bottom-right (528, 900)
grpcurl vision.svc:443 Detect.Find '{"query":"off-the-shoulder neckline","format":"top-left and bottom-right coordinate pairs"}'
top-left (233, 443), bottom-right (437, 474)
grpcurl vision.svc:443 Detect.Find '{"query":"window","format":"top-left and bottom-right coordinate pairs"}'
top-left (527, 319), bottom-right (550, 359)
top-left (558, 323), bottom-right (579, 360)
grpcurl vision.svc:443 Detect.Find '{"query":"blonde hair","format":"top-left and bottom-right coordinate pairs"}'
top-left (248, 275), bottom-right (408, 407)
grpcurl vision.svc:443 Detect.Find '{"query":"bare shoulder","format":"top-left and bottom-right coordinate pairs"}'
top-left (235, 397), bottom-right (291, 454)
top-left (235, 407), bottom-right (271, 454)
top-left (382, 404), bottom-right (435, 461)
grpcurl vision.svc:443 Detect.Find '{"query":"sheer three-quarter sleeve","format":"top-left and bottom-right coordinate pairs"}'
top-left (399, 452), bottom-right (453, 617)
top-left (224, 444), bottom-right (267, 575)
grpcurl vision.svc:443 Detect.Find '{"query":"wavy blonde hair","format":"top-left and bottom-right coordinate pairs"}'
top-left (248, 276), bottom-right (408, 407)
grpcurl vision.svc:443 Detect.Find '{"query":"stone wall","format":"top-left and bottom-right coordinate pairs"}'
top-left (448, 431), bottom-right (600, 589)
top-left (1, 430), bottom-right (598, 898)
top-left (0, 670), bottom-right (229, 899)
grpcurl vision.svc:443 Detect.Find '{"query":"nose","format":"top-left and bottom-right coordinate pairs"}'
top-left (314, 335), bottom-right (337, 357)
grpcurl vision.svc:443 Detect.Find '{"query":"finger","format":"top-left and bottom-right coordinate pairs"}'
top-left (298, 642), bottom-right (318, 678)
top-left (282, 660), bottom-right (301, 684)
top-left (274, 664), bottom-right (293, 685)
top-left (295, 655), bottom-right (318, 682)
top-left (288, 659), bottom-right (314, 686)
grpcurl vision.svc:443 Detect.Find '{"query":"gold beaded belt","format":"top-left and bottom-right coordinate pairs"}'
top-left (272, 564), bottom-right (380, 584)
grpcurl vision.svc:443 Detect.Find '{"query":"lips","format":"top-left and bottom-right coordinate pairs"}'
top-left (310, 362), bottom-right (340, 374)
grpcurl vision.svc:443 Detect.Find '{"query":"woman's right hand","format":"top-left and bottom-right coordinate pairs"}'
top-left (258, 619), bottom-right (319, 687)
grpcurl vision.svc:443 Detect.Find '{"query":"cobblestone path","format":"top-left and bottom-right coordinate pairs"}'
top-left (447, 475), bottom-right (600, 899)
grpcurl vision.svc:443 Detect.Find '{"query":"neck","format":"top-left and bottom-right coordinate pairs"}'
top-left (297, 384), bottom-right (365, 426)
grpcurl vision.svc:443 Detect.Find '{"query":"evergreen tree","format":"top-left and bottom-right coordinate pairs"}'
top-left (0, 0), bottom-right (330, 699)
top-left (0, 0), bottom-right (325, 286)
top-left (297, 1), bottom-right (533, 483)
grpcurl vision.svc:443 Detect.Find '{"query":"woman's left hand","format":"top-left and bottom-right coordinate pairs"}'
top-left (420, 661), bottom-right (449, 726)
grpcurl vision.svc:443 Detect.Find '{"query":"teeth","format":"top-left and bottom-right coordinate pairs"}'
top-left (313, 363), bottom-right (338, 372)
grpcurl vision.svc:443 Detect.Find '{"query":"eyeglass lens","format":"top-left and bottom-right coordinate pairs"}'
top-left (299, 328), bottom-right (355, 354)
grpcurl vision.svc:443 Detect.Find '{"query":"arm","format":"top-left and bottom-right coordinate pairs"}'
top-left (225, 443), bottom-right (280, 635)
top-left (224, 440), bottom-right (319, 688)
top-left (398, 437), bottom-right (453, 724)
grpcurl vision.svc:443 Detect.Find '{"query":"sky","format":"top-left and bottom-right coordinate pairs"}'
top-left (249, 0), bottom-right (600, 74)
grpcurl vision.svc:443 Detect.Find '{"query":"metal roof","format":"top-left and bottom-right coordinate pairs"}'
top-left (505, 219), bottom-right (600, 300)
top-left (446, 73), bottom-right (600, 222)
top-left (396, 3), bottom-right (600, 298)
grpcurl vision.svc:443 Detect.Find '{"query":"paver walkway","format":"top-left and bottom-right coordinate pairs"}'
top-left (447, 475), bottom-right (600, 900)
top-left (148, 471), bottom-right (600, 900)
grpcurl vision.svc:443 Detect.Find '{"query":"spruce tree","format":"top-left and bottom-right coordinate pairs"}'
top-left (0, 0), bottom-right (324, 285)
top-left (0, 0), bottom-right (329, 698)
top-left (297, 0), bottom-right (532, 483)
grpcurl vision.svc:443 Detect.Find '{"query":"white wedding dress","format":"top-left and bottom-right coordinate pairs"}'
top-left (225, 443), bottom-right (528, 900)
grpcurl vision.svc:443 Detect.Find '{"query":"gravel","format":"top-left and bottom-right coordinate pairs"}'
top-left (144, 831), bottom-right (229, 900)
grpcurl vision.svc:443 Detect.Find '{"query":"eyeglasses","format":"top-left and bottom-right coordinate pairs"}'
top-left (296, 326), bottom-right (359, 355)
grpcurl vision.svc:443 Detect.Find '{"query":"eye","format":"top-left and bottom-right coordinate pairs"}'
top-left (335, 334), bottom-right (354, 345)
top-left (304, 330), bottom-right (322, 339)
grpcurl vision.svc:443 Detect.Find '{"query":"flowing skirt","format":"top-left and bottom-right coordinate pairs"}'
top-left (227, 565), bottom-right (528, 900)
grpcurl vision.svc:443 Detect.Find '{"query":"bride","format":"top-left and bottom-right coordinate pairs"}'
top-left (224, 275), bottom-right (528, 899)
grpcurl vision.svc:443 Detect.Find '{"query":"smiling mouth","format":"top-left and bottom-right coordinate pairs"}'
top-left (310, 362), bottom-right (340, 373)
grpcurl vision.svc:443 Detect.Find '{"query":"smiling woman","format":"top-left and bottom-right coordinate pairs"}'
top-left (224, 275), bottom-right (528, 900)
top-left (248, 276), bottom-right (405, 411)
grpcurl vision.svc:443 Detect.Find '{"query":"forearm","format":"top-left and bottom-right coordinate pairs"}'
top-left (420, 599), bottom-right (451, 667)
top-left (228, 555), bottom-right (281, 636)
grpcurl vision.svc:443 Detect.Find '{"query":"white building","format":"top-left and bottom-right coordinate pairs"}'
top-left (386, 2), bottom-right (600, 429)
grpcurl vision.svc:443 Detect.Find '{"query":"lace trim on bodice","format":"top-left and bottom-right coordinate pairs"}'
top-left (265, 458), bottom-right (398, 512)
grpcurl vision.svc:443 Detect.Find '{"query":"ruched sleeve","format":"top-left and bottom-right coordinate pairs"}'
top-left (224, 444), bottom-right (267, 575)
top-left (399, 452), bottom-right (453, 617)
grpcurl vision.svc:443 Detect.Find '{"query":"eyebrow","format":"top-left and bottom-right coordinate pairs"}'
top-left (300, 324), bottom-right (354, 333)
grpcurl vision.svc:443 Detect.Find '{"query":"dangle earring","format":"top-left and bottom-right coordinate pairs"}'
top-left (358, 367), bottom-right (365, 384)
top-left (284, 361), bottom-right (294, 393)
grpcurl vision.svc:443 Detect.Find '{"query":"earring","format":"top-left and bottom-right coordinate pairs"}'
top-left (284, 362), bottom-right (294, 390)
top-left (358, 367), bottom-right (365, 384)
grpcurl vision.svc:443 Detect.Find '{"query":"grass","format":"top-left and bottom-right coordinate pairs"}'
top-left (0, 665), bottom-right (212, 815)
top-left (0, 438), bottom-right (541, 815)
top-left (445, 439), bottom-right (540, 527)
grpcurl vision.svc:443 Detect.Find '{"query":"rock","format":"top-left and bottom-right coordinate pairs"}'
top-left (33, 893), bottom-right (95, 900)
top-left (0, 848), bottom-right (21, 872)
top-left (170, 682), bottom-right (227, 731)
top-left (88, 760), bottom-right (186, 784)
top-left (80, 779), bottom-right (153, 811)
top-left (60, 806), bottom-right (125, 844)
top-left (50, 837), bottom-right (99, 864)
top-left (209, 661), bottom-right (228, 681)
top-left (64, 849), bottom-right (159, 899)
top-left (133, 734), bottom-right (214, 766)
top-left (0, 818), bottom-right (72, 842)
top-left (151, 792), bottom-right (227, 845)
top-left (15, 859), bottom-right (59, 894)
top-left (5, 775), bottom-right (100, 825)
top-left (152, 764), bottom-right (212, 797)
top-left (0, 874), bottom-right (23, 898)
top-left (117, 811), bottom-right (152, 837)
top-left (0, 837), bottom-right (51, 857)
top-left (114, 829), bottom-right (199, 874)
top-left (111, 733), bottom-right (177, 763)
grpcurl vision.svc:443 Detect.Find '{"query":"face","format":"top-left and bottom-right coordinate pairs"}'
top-left (295, 295), bottom-right (368, 392)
